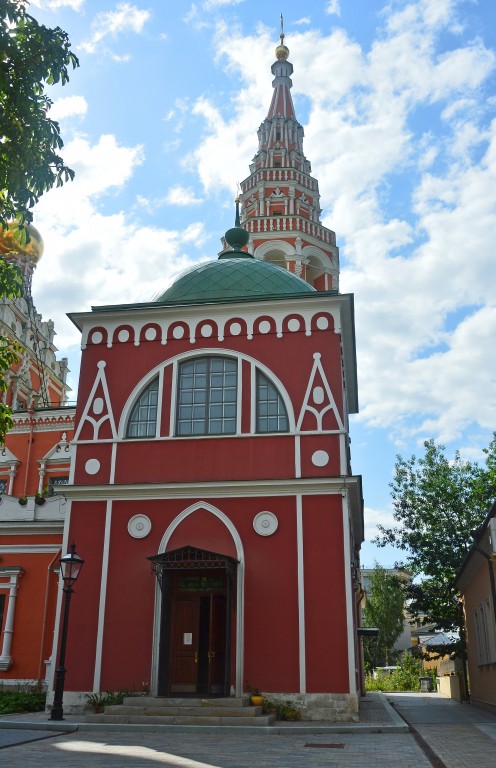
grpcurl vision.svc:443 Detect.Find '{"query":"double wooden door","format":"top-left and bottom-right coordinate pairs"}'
top-left (168, 573), bottom-right (227, 695)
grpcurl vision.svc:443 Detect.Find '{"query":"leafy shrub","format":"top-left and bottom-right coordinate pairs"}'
top-left (365, 651), bottom-right (423, 692)
top-left (263, 698), bottom-right (301, 720)
top-left (0, 683), bottom-right (46, 714)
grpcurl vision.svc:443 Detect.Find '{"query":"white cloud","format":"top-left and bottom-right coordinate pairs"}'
top-left (49, 95), bottom-right (88, 121)
top-left (165, 186), bottom-right (204, 206)
top-left (203, 0), bottom-right (243, 8)
top-left (81, 2), bottom-right (151, 55)
top-left (325, 0), bottom-right (341, 16)
top-left (30, 0), bottom-right (84, 10)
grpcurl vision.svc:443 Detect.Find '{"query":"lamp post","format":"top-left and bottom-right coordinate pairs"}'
top-left (49, 542), bottom-right (84, 721)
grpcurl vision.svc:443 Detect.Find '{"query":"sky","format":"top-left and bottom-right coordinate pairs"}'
top-left (23, 0), bottom-right (496, 566)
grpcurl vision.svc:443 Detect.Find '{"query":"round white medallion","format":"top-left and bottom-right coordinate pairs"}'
top-left (201, 324), bottom-right (213, 338)
top-left (172, 325), bottom-right (185, 339)
top-left (91, 331), bottom-right (103, 344)
top-left (145, 327), bottom-right (157, 341)
top-left (258, 321), bottom-right (271, 335)
top-left (288, 318), bottom-right (300, 332)
top-left (316, 316), bottom-right (329, 330)
top-left (312, 450), bottom-right (329, 467)
top-left (229, 322), bottom-right (242, 336)
top-left (312, 386), bottom-right (325, 405)
top-left (118, 328), bottom-right (130, 343)
top-left (253, 511), bottom-right (279, 536)
top-left (92, 397), bottom-right (104, 415)
top-left (85, 458), bottom-right (101, 475)
top-left (128, 514), bottom-right (152, 539)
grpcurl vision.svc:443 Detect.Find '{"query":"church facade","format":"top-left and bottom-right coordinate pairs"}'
top-left (53, 32), bottom-right (364, 721)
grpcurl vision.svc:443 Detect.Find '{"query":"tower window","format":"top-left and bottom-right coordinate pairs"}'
top-left (176, 357), bottom-right (237, 436)
top-left (256, 371), bottom-right (289, 433)
top-left (274, 160), bottom-right (281, 168)
top-left (127, 377), bottom-right (159, 438)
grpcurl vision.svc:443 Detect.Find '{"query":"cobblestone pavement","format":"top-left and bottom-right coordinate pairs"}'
top-left (389, 692), bottom-right (496, 768)
top-left (0, 729), bottom-right (431, 767)
top-left (1, 692), bottom-right (495, 767)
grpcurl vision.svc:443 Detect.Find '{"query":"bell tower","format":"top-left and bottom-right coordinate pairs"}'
top-left (239, 18), bottom-right (339, 291)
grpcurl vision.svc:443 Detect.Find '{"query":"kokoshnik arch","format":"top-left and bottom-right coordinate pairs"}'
top-left (52, 28), bottom-right (364, 721)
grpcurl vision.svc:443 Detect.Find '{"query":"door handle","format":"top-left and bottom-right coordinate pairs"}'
top-left (194, 652), bottom-right (198, 664)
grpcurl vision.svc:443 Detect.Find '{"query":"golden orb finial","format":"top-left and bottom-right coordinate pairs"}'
top-left (0, 223), bottom-right (44, 265)
top-left (275, 13), bottom-right (289, 60)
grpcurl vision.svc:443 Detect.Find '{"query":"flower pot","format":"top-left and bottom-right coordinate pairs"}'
top-left (250, 694), bottom-right (264, 706)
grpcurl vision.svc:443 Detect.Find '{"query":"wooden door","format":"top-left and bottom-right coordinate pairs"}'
top-left (169, 596), bottom-right (200, 693)
top-left (208, 594), bottom-right (227, 694)
top-left (166, 570), bottom-right (229, 695)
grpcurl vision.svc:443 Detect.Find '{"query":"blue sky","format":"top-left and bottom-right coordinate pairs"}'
top-left (27, 0), bottom-right (496, 566)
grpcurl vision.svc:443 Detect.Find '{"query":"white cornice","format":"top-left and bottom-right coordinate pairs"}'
top-left (0, 522), bottom-right (64, 535)
top-left (60, 475), bottom-right (360, 500)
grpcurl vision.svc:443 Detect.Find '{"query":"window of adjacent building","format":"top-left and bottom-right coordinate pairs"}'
top-left (48, 476), bottom-right (69, 496)
top-left (127, 377), bottom-right (159, 438)
top-left (256, 371), bottom-right (289, 433)
top-left (176, 357), bottom-right (237, 436)
top-left (474, 599), bottom-right (496, 665)
top-left (0, 479), bottom-right (7, 495)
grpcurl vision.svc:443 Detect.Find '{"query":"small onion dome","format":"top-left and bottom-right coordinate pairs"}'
top-left (0, 222), bottom-right (44, 265)
top-left (275, 43), bottom-right (289, 60)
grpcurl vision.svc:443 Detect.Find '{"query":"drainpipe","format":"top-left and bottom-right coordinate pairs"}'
top-left (37, 548), bottom-right (61, 682)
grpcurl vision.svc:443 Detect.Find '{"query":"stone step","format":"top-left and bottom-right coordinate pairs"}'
top-left (121, 696), bottom-right (250, 708)
top-left (104, 705), bottom-right (262, 717)
top-left (84, 713), bottom-right (276, 727)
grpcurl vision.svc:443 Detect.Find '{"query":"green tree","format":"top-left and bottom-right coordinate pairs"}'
top-left (375, 437), bottom-right (496, 634)
top-left (0, 0), bottom-right (79, 230)
top-left (362, 564), bottom-right (405, 668)
top-left (0, 0), bottom-right (78, 441)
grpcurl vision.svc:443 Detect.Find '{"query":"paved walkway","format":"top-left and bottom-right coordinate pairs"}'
top-left (0, 692), bottom-right (494, 766)
top-left (388, 692), bottom-right (496, 768)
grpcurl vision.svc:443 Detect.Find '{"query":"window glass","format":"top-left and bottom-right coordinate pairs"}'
top-left (177, 357), bottom-right (237, 436)
top-left (256, 371), bottom-right (289, 433)
top-left (48, 477), bottom-right (68, 496)
top-left (127, 377), bottom-right (159, 438)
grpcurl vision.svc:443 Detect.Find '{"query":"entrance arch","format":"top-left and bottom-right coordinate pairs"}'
top-left (149, 503), bottom-right (245, 696)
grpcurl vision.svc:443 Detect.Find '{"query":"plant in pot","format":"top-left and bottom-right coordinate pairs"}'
top-left (246, 682), bottom-right (264, 706)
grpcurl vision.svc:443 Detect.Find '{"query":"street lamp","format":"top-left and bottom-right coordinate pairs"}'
top-left (49, 542), bottom-right (84, 721)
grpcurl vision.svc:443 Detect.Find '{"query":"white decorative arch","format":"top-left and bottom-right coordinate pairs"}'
top-left (254, 239), bottom-right (295, 262)
top-left (151, 501), bottom-right (245, 697)
top-left (118, 347), bottom-right (296, 437)
top-left (301, 245), bottom-right (332, 271)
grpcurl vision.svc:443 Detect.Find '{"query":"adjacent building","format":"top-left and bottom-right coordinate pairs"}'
top-left (455, 502), bottom-right (496, 712)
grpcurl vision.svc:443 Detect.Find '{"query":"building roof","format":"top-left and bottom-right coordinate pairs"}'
top-left (153, 257), bottom-right (316, 305)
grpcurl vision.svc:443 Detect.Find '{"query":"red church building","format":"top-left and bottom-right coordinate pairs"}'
top-left (53, 31), bottom-right (364, 721)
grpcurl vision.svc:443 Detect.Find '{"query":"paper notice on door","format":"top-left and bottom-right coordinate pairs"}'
top-left (183, 633), bottom-right (192, 645)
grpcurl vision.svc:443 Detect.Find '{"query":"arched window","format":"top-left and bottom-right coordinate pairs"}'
top-left (126, 377), bottom-right (159, 438)
top-left (256, 371), bottom-right (288, 433)
top-left (176, 357), bottom-right (237, 436)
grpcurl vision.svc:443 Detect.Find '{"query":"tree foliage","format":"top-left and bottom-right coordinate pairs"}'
top-left (0, 257), bottom-right (23, 441)
top-left (0, 0), bottom-right (79, 230)
top-left (375, 436), bottom-right (496, 633)
top-left (362, 564), bottom-right (406, 668)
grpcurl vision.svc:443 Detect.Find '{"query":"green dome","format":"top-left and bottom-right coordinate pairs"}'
top-left (154, 258), bottom-right (316, 305)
